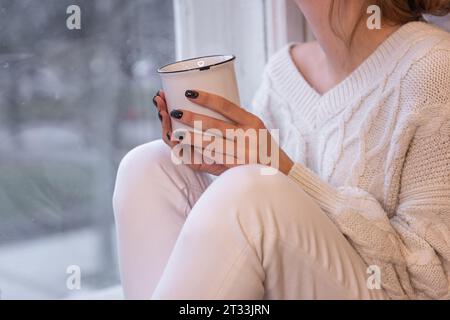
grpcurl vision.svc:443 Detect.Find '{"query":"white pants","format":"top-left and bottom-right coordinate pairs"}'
top-left (112, 140), bottom-right (386, 300)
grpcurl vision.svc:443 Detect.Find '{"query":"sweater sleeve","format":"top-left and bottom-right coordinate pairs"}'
top-left (288, 114), bottom-right (450, 300)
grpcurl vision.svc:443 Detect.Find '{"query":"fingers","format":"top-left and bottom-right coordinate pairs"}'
top-left (154, 93), bottom-right (168, 114)
top-left (169, 109), bottom-right (239, 136)
top-left (151, 90), bottom-right (232, 177)
top-left (186, 163), bottom-right (228, 176)
top-left (152, 89), bottom-right (264, 176)
top-left (171, 131), bottom-right (251, 176)
top-left (152, 90), bottom-right (161, 109)
top-left (185, 90), bottom-right (253, 124)
top-left (161, 110), bottom-right (179, 148)
top-left (181, 146), bottom-right (228, 176)
top-left (178, 131), bottom-right (257, 162)
top-left (153, 90), bottom-right (176, 148)
top-left (179, 131), bottom-right (223, 151)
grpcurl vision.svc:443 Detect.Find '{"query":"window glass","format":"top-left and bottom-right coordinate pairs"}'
top-left (0, 0), bottom-right (269, 299)
top-left (0, 0), bottom-right (174, 299)
top-left (426, 14), bottom-right (450, 31)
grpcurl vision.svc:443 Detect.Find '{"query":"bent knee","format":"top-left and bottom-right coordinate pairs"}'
top-left (113, 140), bottom-right (170, 213)
top-left (216, 166), bottom-right (328, 225)
top-left (187, 165), bottom-right (316, 237)
top-left (218, 165), bottom-right (288, 194)
top-left (117, 140), bottom-right (170, 176)
top-left (191, 165), bottom-right (329, 241)
top-left (203, 165), bottom-right (292, 208)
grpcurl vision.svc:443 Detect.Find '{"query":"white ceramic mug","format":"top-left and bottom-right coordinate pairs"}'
top-left (158, 55), bottom-right (241, 133)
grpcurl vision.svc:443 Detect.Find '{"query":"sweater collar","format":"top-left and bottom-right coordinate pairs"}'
top-left (269, 21), bottom-right (438, 130)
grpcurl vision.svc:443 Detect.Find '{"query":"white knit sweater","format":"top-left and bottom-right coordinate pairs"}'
top-left (251, 22), bottom-right (450, 300)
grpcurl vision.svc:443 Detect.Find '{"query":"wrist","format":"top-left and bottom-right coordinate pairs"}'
top-left (279, 157), bottom-right (294, 176)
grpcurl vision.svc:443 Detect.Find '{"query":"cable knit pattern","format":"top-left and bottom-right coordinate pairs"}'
top-left (251, 22), bottom-right (450, 299)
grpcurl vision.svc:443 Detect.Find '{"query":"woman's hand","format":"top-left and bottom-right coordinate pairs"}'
top-left (153, 90), bottom-right (228, 176)
top-left (155, 89), bottom-right (294, 176)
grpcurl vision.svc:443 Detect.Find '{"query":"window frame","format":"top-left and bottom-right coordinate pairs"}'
top-left (171, 0), bottom-right (268, 106)
top-left (173, 0), bottom-right (311, 64)
top-left (264, 0), bottom-right (312, 57)
top-left (171, 0), bottom-right (311, 107)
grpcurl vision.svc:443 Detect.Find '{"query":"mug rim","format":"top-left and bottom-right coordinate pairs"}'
top-left (157, 54), bottom-right (236, 74)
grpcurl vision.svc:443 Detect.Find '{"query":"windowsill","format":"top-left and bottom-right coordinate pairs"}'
top-left (67, 285), bottom-right (124, 300)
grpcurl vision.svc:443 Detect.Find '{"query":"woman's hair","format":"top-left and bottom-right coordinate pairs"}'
top-left (376, 0), bottom-right (450, 23)
top-left (329, 0), bottom-right (450, 46)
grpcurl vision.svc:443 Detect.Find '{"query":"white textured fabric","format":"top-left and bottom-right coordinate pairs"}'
top-left (113, 140), bottom-right (387, 300)
top-left (251, 21), bottom-right (450, 299)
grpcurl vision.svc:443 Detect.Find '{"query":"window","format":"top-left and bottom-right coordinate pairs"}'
top-left (0, 0), bottom-right (175, 299)
top-left (1, 0), bottom-right (293, 299)
top-left (426, 14), bottom-right (450, 31)
top-left (174, 0), bottom-right (311, 106)
top-left (174, 0), bottom-right (267, 107)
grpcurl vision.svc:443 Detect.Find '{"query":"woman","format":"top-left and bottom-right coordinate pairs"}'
top-left (113, 0), bottom-right (450, 299)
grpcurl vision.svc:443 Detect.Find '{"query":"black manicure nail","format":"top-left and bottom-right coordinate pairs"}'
top-left (175, 132), bottom-right (185, 141)
top-left (170, 110), bottom-right (183, 119)
top-left (166, 132), bottom-right (171, 141)
top-left (158, 112), bottom-right (162, 121)
top-left (185, 90), bottom-right (199, 99)
top-left (152, 91), bottom-right (160, 107)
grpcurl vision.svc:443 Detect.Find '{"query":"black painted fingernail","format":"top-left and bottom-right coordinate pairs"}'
top-left (158, 112), bottom-right (162, 121)
top-left (185, 90), bottom-right (199, 99)
top-left (175, 132), bottom-right (185, 141)
top-left (152, 91), bottom-right (160, 107)
top-left (170, 110), bottom-right (183, 119)
top-left (166, 132), bottom-right (171, 140)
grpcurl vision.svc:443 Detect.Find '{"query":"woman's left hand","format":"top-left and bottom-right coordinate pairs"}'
top-left (170, 90), bottom-right (294, 175)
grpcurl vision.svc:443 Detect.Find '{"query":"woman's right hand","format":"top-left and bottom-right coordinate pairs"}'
top-left (152, 90), bottom-right (228, 176)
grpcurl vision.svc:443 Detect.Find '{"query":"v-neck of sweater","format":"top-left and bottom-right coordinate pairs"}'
top-left (268, 22), bottom-right (433, 131)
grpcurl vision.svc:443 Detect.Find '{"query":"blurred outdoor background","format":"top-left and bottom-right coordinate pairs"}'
top-left (0, 0), bottom-right (174, 299)
top-left (0, 0), bottom-right (270, 299)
